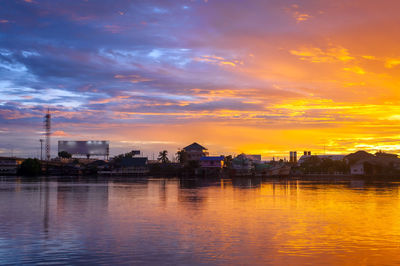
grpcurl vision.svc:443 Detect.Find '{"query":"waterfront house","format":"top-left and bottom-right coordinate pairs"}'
top-left (119, 157), bottom-right (149, 174)
top-left (244, 154), bottom-right (262, 162)
top-left (231, 154), bottom-right (254, 175)
top-left (0, 157), bottom-right (23, 175)
top-left (200, 156), bottom-right (225, 168)
top-left (182, 142), bottom-right (209, 161)
top-left (350, 161), bottom-right (365, 175)
top-left (298, 154), bottom-right (346, 165)
top-left (346, 151), bottom-right (400, 175)
top-left (99, 157), bottom-right (149, 176)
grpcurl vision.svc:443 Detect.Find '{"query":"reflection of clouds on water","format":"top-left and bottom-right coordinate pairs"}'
top-left (0, 178), bottom-right (400, 264)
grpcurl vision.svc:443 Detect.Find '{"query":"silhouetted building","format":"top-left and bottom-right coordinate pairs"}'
top-left (346, 151), bottom-right (400, 175)
top-left (244, 154), bottom-right (262, 162)
top-left (99, 157), bottom-right (149, 176)
top-left (200, 156), bottom-right (225, 168)
top-left (298, 154), bottom-right (345, 165)
top-left (289, 151), bottom-right (297, 163)
top-left (182, 142), bottom-right (209, 161)
top-left (0, 157), bottom-right (23, 175)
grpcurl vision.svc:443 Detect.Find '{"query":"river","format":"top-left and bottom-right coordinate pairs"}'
top-left (0, 177), bottom-right (399, 265)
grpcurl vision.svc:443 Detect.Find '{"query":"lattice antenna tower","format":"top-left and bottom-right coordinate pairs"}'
top-left (44, 108), bottom-right (51, 161)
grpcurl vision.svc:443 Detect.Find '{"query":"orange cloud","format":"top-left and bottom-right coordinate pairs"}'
top-left (89, 95), bottom-right (130, 104)
top-left (384, 58), bottom-right (400, 68)
top-left (52, 130), bottom-right (70, 137)
top-left (294, 12), bottom-right (312, 23)
top-left (290, 46), bottom-right (354, 63)
top-left (343, 66), bottom-right (366, 75)
top-left (193, 55), bottom-right (240, 67)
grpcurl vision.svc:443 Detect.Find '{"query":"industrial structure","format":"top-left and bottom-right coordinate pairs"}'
top-left (44, 109), bottom-right (51, 161)
top-left (39, 139), bottom-right (44, 161)
top-left (289, 151), bottom-right (297, 163)
top-left (58, 140), bottom-right (110, 160)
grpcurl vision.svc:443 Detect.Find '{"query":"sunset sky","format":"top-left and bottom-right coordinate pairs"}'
top-left (1, 0), bottom-right (400, 159)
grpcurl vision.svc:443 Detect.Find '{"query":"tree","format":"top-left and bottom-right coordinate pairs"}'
top-left (300, 156), bottom-right (349, 174)
top-left (19, 158), bottom-right (42, 176)
top-left (158, 150), bottom-right (170, 163)
top-left (113, 151), bottom-right (136, 161)
top-left (111, 151), bottom-right (135, 166)
top-left (224, 155), bottom-right (233, 168)
top-left (176, 149), bottom-right (187, 164)
top-left (58, 151), bottom-right (72, 159)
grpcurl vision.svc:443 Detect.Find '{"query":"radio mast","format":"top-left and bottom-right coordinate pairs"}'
top-left (44, 108), bottom-right (51, 161)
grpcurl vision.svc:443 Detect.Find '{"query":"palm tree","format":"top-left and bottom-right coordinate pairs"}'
top-left (158, 150), bottom-right (170, 163)
top-left (176, 149), bottom-right (187, 164)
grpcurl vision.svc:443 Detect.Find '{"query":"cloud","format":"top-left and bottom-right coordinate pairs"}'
top-left (192, 55), bottom-right (241, 67)
top-left (52, 130), bottom-right (70, 137)
top-left (285, 4), bottom-right (313, 23)
top-left (114, 74), bottom-right (153, 83)
top-left (384, 58), bottom-right (400, 68)
top-left (294, 13), bottom-right (312, 22)
top-left (343, 66), bottom-right (365, 75)
top-left (290, 46), bottom-right (354, 63)
top-left (2, 0), bottom-right (400, 158)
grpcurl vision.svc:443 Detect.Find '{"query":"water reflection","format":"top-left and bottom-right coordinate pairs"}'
top-left (0, 177), bottom-right (400, 265)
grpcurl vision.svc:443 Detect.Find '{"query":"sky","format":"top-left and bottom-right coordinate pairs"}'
top-left (1, 0), bottom-right (400, 159)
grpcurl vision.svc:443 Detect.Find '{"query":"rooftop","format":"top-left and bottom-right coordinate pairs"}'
top-left (183, 142), bottom-right (207, 151)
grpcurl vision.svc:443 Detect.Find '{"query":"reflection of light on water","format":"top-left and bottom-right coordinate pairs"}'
top-left (1, 178), bottom-right (400, 264)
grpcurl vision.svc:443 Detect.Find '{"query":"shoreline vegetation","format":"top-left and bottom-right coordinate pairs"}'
top-left (2, 146), bottom-right (400, 179)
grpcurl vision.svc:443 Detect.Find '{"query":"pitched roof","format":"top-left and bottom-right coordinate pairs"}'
top-left (346, 151), bottom-right (400, 166)
top-left (346, 150), bottom-right (376, 160)
top-left (183, 142), bottom-right (207, 151)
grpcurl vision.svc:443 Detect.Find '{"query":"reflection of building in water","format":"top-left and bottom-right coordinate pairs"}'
top-left (158, 179), bottom-right (167, 207)
top-left (177, 179), bottom-right (208, 209)
top-left (0, 181), bottom-right (60, 237)
top-left (259, 180), bottom-right (300, 197)
top-left (56, 181), bottom-right (109, 217)
top-left (231, 177), bottom-right (262, 188)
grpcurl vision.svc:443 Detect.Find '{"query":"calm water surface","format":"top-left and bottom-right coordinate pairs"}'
top-left (1, 177), bottom-right (400, 265)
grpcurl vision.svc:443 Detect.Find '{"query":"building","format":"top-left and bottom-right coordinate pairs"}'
top-left (182, 142), bottom-right (209, 161)
top-left (289, 151), bottom-right (297, 163)
top-left (346, 151), bottom-right (400, 175)
top-left (244, 154), bottom-right (262, 162)
top-left (298, 154), bottom-right (346, 165)
top-left (99, 157), bottom-right (149, 176)
top-left (0, 157), bottom-right (23, 175)
top-left (350, 161), bottom-right (365, 175)
top-left (231, 154), bottom-right (254, 175)
top-left (200, 156), bottom-right (225, 168)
